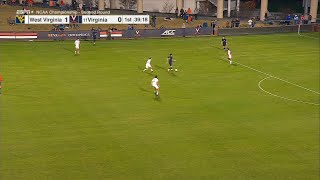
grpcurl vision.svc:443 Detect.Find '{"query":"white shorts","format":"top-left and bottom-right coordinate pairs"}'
top-left (152, 84), bottom-right (159, 90)
top-left (228, 55), bottom-right (232, 59)
top-left (75, 45), bottom-right (79, 49)
top-left (146, 63), bottom-right (151, 69)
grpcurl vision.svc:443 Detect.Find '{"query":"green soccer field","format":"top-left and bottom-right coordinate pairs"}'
top-left (0, 33), bottom-right (319, 179)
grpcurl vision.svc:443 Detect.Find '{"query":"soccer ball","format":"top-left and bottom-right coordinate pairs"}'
top-left (175, 69), bottom-right (178, 72)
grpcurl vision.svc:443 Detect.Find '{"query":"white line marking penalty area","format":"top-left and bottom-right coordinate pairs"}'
top-left (258, 77), bottom-right (319, 106)
top-left (235, 61), bottom-right (320, 95)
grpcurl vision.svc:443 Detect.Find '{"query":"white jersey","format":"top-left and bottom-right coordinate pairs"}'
top-left (145, 58), bottom-right (152, 68)
top-left (151, 78), bottom-right (158, 86)
top-left (146, 58), bottom-right (151, 65)
top-left (75, 40), bottom-right (80, 48)
top-left (228, 50), bottom-right (232, 58)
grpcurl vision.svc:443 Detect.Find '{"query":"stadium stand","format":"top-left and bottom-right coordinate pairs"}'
top-left (0, 4), bottom-right (279, 32)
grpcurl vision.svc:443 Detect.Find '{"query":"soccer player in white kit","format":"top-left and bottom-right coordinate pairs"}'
top-left (143, 57), bottom-right (153, 72)
top-left (227, 48), bottom-right (232, 64)
top-left (74, 38), bottom-right (80, 55)
top-left (151, 75), bottom-right (160, 96)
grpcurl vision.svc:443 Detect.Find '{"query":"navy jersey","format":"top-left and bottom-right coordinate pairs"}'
top-left (92, 30), bottom-right (97, 38)
top-left (168, 56), bottom-right (173, 66)
top-left (222, 38), bottom-right (227, 46)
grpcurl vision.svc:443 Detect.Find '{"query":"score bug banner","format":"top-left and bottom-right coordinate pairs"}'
top-left (15, 15), bottom-right (149, 25)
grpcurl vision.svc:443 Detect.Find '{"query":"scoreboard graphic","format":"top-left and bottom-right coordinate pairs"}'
top-left (15, 15), bottom-right (149, 25)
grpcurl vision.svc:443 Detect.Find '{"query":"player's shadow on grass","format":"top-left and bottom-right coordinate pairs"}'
top-left (63, 47), bottom-right (73, 53)
top-left (137, 65), bottom-right (144, 70)
top-left (138, 66), bottom-right (155, 76)
top-left (137, 87), bottom-right (161, 102)
top-left (155, 65), bottom-right (166, 70)
top-left (218, 56), bottom-right (226, 62)
top-left (168, 72), bottom-right (177, 77)
top-left (153, 96), bottom-right (161, 102)
top-left (139, 87), bottom-right (151, 93)
top-left (212, 46), bottom-right (222, 50)
top-left (145, 71), bottom-right (155, 76)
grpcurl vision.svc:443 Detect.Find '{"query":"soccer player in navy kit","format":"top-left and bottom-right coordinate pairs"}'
top-left (221, 36), bottom-right (227, 51)
top-left (167, 54), bottom-right (174, 71)
top-left (91, 27), bottom-right (97, 45)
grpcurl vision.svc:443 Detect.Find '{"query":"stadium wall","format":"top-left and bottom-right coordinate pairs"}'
top-left (0, 25), bottom-right (314, 40)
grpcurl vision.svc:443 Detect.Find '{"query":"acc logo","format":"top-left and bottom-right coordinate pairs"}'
top-left (16, 15), bottom-right (25, 24)
top-left (161, 30), bottom-right (175, 36)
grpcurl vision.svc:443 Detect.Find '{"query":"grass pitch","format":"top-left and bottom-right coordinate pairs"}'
top-left (0, 33), bottom-right (319, 179)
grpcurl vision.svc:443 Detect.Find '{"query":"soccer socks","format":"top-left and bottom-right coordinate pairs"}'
top-left (230, 60), bottom-right (232, 64)
top-left (143, 69), bottom-right (153, 72)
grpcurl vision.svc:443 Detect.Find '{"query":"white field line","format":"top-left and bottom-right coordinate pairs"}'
top-left (234, 61), bottom-right (320, 95)
top-left (258, 77), bottom-right (320, 106)
top-left (236, 52), bottom-right (319, 58)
